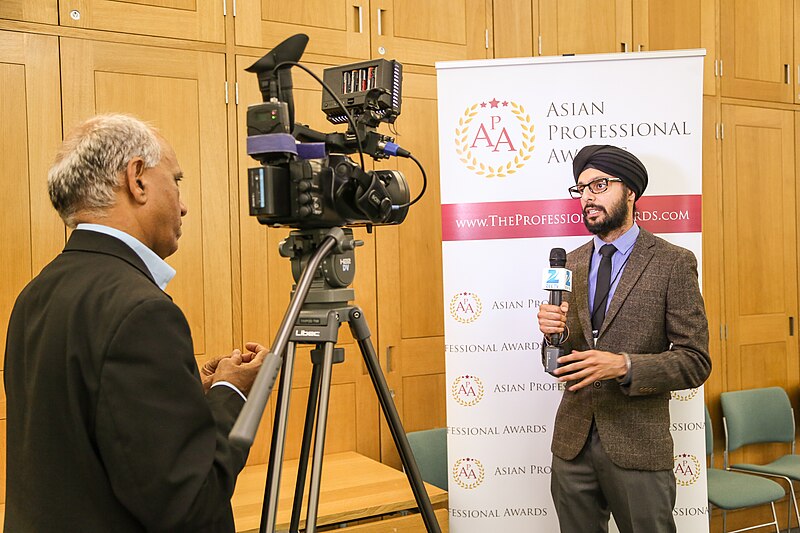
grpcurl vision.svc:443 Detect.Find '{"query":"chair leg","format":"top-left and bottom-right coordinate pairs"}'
top-left (722, 509), bottom-right (727, 533)
top-left (771, 502), bottom-right (780, 533)
top-left (786, 479), bottom-right (800, 532)
top-left (787, 493), bottom-right (790, 532)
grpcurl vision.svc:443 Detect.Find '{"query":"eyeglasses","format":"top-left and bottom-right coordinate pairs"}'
top-left (568, 177), bottom-right (624, 199)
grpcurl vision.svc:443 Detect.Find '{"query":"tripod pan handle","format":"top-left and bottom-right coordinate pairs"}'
top-left (229, 353), bottom-right (283, 448)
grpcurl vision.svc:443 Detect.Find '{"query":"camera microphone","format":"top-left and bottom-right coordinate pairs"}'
top-left (542, 247), bottom-right (572, 375)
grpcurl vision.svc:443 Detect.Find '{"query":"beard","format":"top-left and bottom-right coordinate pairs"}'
top-left (583, 194), bottom-right (630, 236)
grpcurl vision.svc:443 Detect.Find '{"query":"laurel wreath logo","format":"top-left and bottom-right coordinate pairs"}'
top-left (449, 292), bottom-right (482, 324)
top-left (454, 101), bottom-right (535, 178)
top-left (451, 375), bottom-right (485, 407)
top-left (671, 388), bottom-right (700, 402)
top-left (452, 458), bottom-right (486, 490)
top-left (674, 453), bottom-right (702, 487)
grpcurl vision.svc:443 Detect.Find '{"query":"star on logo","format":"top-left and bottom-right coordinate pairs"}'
top-left (488, 98), bottom-right (500, 108)
top-left (480, 101), bottom-right (487, 108)
top-left (502, 101), bottom-right (509, 107)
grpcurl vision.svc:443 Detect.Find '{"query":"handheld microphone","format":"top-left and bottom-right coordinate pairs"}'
top-left (542, 247), bottom-right (572, 375)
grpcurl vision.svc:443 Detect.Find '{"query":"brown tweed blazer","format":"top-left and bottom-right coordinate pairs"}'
top-left (550, 228), bottom-right (711, 471)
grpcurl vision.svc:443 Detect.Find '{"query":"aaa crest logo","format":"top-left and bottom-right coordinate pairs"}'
top-left (453, 457), bottom-right (485, 489)
top-left (674, 453), bottom-right (702, 487)
top-left (450, 292), bottom-right (482, 324)
top-left (455, 98), bottom-right (535, 178)
top-left (671, 388), bottom-right (700, 402)
top-left (451, 375), bottom-right (485, 407)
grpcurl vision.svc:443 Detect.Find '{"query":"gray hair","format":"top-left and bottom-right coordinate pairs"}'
top-left (47, 114), bottom-right (161, 227)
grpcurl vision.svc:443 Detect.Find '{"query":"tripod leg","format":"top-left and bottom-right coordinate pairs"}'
top-left (305, 341), bottom-right (336, 533)
top-left (261, 341), bottom-right (298, 533)
top-left (290, 356), bottom-right (322, 532)
top-left (348, 308), bottom-right (442, 533)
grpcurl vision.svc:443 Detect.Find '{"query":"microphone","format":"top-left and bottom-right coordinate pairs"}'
top-left (542, 247), bottom-right (572, 375)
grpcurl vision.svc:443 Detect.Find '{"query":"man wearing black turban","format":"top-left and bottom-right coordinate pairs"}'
top-left (537, 145), bottom-right (711, 533)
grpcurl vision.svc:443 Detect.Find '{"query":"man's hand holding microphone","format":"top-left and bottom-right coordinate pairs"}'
top-left (538, 248), bottom-right (628, 391)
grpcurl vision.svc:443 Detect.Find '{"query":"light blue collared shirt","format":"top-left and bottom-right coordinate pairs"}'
top-left (587, 222), bottom-right (640, 331)
top-left (75, 223), bottom-right (246, 401)
top-left (76, 223), bottom-right (176, 290)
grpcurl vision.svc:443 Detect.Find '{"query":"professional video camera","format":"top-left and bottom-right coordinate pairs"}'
top-left (245, 33), bottom-right (422, 229)
top-left (234, 35), bottom-right (440, 533)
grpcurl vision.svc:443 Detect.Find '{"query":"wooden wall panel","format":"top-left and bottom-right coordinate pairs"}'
top-left (540, 0), bottom-right (632, 55)
top-left (58, 0), bottom-right (224, 42)
top-left (373, 0), bottom-right (489, 66)
top-left (632, 0), bottom-right (717, 95)
top-left (60, 38), bottom-right (233, 361)
top-left (720, 0), bottom-right (793, 102)
top-left (0, 29), bottom-right (66, 510)
top-left (492, 0), bottom-right (536, 59)
top-left (235, 0), bottom-right (371, 57)
top-left (0, 0), bottom-right (58, 24)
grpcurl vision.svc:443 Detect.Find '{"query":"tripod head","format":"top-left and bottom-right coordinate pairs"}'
top-left (278, 227), bottom-right (363, 307)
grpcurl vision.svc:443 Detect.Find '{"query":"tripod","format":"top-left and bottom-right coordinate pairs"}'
top-left (230, 227), bottom-right (441, 533)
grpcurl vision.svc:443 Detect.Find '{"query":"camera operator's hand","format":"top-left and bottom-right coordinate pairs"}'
top-left (201, 352), bottom-right (235, 393)
top-left (211, 342), bottom-right (268, 397)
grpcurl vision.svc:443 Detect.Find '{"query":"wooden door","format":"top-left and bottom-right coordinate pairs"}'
top-left (0, 30), bottom-right (66, 505)
top-left (720, 0), bottom-right (793, 102)
top-left (720, 104), bottom-right (798, 406)
top-left (0, 0), bottom-right (57, 23)
top-left (539, 0), bottom-right (633, 55)
top-left (632, 0), bottom-right (716, 95)
top-left (374, 72), bottom-right (446, 468)
top-left (234, 0), bottom-right (371, 59)
top-left (371, 0), bottom-right (489, 66)
top-left (58, 0), bottom-right (224, 42)
top-left (492, 0), bottom-right (538, 59)
top-left (235, 56), bottom-right (381, 464)
top-left (60, 39), bottom-right (234, 363)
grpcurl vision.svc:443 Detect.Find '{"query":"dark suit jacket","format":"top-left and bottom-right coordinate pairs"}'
top-left (551, 228), bottom-right (711, 471)
top-left (4, 230), bottom-right (249, 532)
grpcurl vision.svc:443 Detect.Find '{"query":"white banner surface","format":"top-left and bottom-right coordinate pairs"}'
top-left (438, 50), bottom-right (708, 532)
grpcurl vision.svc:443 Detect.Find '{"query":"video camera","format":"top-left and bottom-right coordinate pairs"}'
top-left (246, 34), bottom-right (415, 229)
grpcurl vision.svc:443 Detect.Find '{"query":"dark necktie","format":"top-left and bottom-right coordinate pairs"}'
top-left (591, 244), bottom-right (617, 333)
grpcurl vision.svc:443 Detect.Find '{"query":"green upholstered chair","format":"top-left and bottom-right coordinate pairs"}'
top-left (705, 405), bottom-right (784, 532)
top-left (720, 387), bottom-right (800, 531)
top-left (407, 428), bottom-right (448, 491)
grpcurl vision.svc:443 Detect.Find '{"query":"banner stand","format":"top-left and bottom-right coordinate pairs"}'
top-left (438, 50), bottom-right (708, 532)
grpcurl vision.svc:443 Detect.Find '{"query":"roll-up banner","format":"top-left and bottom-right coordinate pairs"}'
top-left (438, 50), bottom-right (707, 532)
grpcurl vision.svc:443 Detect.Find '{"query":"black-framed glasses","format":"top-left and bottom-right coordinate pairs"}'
top-left (568, 177), bottom-right (624, 199)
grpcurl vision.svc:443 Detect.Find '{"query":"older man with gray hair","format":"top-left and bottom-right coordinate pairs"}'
top-left (4, 114), bottom-right (266, 532)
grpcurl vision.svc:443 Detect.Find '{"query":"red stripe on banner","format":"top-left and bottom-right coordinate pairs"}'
top-left (441, 195), bottom-right (702, 241)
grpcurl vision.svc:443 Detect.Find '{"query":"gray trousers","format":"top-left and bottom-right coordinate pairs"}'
top-left (551, 423), bottom-right (677, 533)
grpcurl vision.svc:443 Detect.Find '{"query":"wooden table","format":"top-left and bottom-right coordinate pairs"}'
top-left (232, 451), bottom-right (448, 532)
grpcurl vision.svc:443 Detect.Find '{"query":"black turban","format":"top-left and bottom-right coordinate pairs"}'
top-left (572, 145), bottom-right (648, 200)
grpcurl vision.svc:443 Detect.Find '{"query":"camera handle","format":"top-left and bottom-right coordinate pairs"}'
top-left (229, 227), bottom-right (441, 533)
